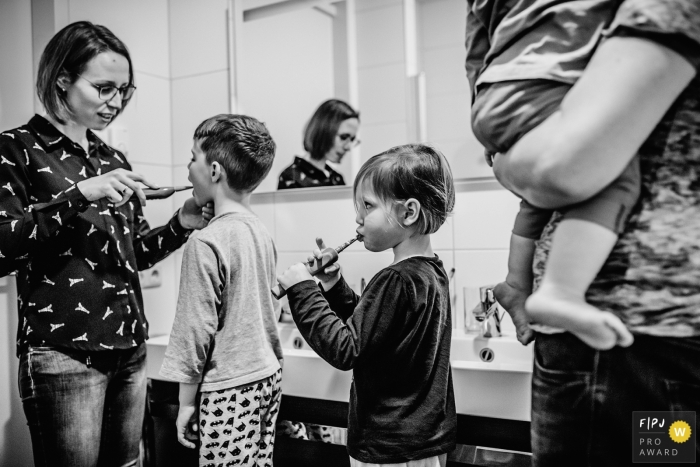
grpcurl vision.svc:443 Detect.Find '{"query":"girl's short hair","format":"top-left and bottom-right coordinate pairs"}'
top-left (36, 21), bottom-right (135, 124)
top-left (354, 144), bottom-right (455, 234)
top-left (303, 99), bottom-right (360, 161)
top-left (194, 114), bottom-right (276, 193)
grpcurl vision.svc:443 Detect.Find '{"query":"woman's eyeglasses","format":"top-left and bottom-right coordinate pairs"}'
top-left (338, 133), bottom-right (360, 147)
top-left (78, 75), bottom-right (136, 101)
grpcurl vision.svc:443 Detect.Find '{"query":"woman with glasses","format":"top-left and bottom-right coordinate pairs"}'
top-left (0, 21), bottom-right (212, 466)
top-left (278, 98), bottom-right (360, 189)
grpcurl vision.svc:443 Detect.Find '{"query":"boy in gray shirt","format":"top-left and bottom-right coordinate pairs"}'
top-left (160, 114), bottom-right (282, 466)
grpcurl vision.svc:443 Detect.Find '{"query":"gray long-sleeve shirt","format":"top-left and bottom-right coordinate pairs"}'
top-left (160, 211), bottom-right (283, 392)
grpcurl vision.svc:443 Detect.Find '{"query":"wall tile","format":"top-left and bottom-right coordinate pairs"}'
top-left (429, 138), bottom-right (492, 181)
top-left (358, 121), bottom-right (408, 165)
top-left (169, 0), bottom-right (229, 79)
top-left (356, 3), bottom-right (405, 69)
top-left (453, 188), bottom-right (520, 250)
top-left (422, 46), bottom-right (470, 97)
top-left (250, 193), bottom-right (276, 243)
top-left (67, 0), bottom-right (170, 78)
top-left (426, 92), bottom-right (471, 143)
top-left (142, 255), bottom-right (178, 337)
top-left (358, 63), bottom-right (407, 125)
top-left (418, 0), bottom-right (466, 51)
top-left (171, 71), bottom-right (230, 166)
top-left (116, 72), bottom-right (172, 166)
top-left (272, 188), bottom-right (359, 252)
top-left (356, 0), bottom-right (402, 11)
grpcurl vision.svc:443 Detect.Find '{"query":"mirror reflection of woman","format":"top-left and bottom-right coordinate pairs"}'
top-left (278, 99), bottom-right (360, 189)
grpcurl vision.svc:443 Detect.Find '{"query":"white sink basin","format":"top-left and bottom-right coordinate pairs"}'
top-left (146, 325), bottom-right (533, 421)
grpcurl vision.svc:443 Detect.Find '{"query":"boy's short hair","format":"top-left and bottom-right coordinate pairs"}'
top-left (194, 114), bottom-right (276, 193)
top-left (353, 144), bottom-right (455, 235)
top-left (303, 99), bottom-right (360, 161)
top-left (37, 21), bottom-right (135, 125)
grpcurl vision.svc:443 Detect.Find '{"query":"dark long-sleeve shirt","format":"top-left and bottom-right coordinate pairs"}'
top-left (0, 115), bottom-right (191, 354)
top-left (287, 256), bottom-right (456, 463)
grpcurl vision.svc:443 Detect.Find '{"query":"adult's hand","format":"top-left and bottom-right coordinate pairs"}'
top-left (178, 198), bottom-right (214, 230)
top-left (76, 168), bottom-right (155, 207)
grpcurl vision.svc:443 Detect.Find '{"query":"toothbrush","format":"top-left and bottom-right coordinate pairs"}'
top-left (272, 235), bottom-right (360, 299)
top-left (142, 185), bottom-right (192, 199)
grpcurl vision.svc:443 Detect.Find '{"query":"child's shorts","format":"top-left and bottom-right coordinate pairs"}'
top-left (472, 79), bottom-right (640, 237)
top-left (198, 368), bottom-right (282, 467)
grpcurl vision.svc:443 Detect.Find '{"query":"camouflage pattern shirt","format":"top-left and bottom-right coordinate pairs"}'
top-left (533, 0), bottom-right (700, 337)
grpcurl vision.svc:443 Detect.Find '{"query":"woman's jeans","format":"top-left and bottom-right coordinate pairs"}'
top-left (18, 343), bottom-right (147, 467)
top-left (531, 332), bottom-right (700, 467)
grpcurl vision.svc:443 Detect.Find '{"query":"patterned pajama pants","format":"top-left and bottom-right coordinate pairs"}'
top-left (198, 369), bottom-right (282, 467)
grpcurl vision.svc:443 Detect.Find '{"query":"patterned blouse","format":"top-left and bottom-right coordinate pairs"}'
top-left (533, 0), bottom-right (700, 337)
top-left (278, 156), bottom-right (345, 190)
top-left (0, 115), bottom-right (191, 354)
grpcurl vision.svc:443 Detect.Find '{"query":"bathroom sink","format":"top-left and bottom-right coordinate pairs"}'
top-left (147, 325), bottom-right (533, 421)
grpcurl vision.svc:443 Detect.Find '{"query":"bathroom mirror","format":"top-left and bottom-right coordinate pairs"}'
top-left (232, 0), bottom-right (492, 193)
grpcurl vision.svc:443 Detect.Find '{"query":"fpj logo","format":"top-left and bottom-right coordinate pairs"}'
top-left (633, 411), bottom-right (696, 463)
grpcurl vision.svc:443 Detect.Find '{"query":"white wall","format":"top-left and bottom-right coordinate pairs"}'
top-left (0, 2), bottom-right (37, 464)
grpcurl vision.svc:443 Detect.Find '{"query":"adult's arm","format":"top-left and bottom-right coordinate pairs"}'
top-left (493, 35), bottom-right (696, 208)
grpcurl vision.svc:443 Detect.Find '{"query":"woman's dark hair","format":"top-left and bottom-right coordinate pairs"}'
top-left (353, 144), bottom-right (455, 235)
top-left (37, 21), bottom-right (135, 124)
top-left (303, 99), bottom-right (360, 161)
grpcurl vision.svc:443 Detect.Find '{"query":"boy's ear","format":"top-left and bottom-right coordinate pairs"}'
top-left (210, 161), bottom-right (223, 183)
top-left (400, 198), bottom-right (421, 227)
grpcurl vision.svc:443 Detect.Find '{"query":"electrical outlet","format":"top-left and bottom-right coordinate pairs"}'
top-left (139, 266), bottom-right (162, 289)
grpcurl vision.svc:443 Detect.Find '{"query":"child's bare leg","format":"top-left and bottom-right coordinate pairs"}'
top-left (493, 234), bottom-right (535, 345)
top-left (525, 219), bottom-right (634, 349)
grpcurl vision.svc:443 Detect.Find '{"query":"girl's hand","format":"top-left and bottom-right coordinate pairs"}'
top-left (277, 263), bottom-right (313, 290)
top-left (76, 168), bottom-right (155, 207)
top-left (308, 237), bottom-right (341, 290)
top-left (178, 199), bottom-right (214, 230)
top-left (175, 404), bottom-right (199, 449)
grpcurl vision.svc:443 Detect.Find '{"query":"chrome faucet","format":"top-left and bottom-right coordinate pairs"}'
top-left (473, 286), bottom-right (502, 337)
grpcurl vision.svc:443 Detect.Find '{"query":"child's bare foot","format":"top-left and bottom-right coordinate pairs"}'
top-left (493, 282), bottom-right (534, 345)
top-left (525, 284), bottom-right (634, 350)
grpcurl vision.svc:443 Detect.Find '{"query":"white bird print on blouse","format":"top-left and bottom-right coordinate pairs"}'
top-left (42, 276), bottom-right (55, 285)
top-left (100, 343), bottom-right (114, 349)
top-left (75, 303), bottom-right (90, 313)
top-left (125, 262), bottom-right (134, 273)
top-left (116, 322), bottom-right (124, 336)
top-left (37, 167), bottom-right (52, 173)
top-left (1, 155), bottom-right (15, 166)
top-left (1, 132), bottom-right (14, 139)
top-left (60, 150), bottom-right (71, 161)
top-left (2, 183), bottom-right (15, 196)
top-left (102, 281), bottom-right (115, 289)
top-left (38, 304), bottom-right (53, 313)
top-left (101, 241), bottom-right (109, 254)
top-left (131, 321), bottom-right (136, 333)
top-left (10, 220), bottom-right (18, 232)
top-left (65, 177), bottom-right (74, 184)
top-left (24, 149), bottom-right (29, 165)
top-left (85, 258), bottom-right (97, 270)
top-left (99, 209), bottom-right (111, 216)
top-left (117, 288), bottom-right (128, 295)
top-left (50, 323), bottom-right (64, 332)
top-left (48, 137), bottom-right (62, 145)
top-left (87, 224), bottom-right (97, 236)
top-left (73, 333), bottom-right (87, 341)
top-left (52, 212), bottom-right (62, 225)
top-left (69, 278), bottom-right (84, 287)
top-left (79, 166), bottom-right (87, 178)
top-left (103, 307), bottom-right (113, 319)
top-left (60, 249), bottom-right (72, 257)
top-left (29, 225), bottom-right (37, 240)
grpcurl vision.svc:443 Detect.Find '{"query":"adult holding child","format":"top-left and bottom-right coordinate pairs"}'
top-left (0, 21), bottom-right (213, 466)
top-left (475, 0), bottom-right (699, 465)
top-left (278, 98), bottom-right (360, 189)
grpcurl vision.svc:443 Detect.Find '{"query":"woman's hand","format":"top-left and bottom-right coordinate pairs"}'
top-left (175, 404), bottom-right (199, 449)
top-left (308, 237), bottom-right (341, 291)
top-left (178, 199), bottom-right (214, 230)
top-left (277, 263), bottom-right (314, 291)
top-left (76, 168), bottom-right (155, 207)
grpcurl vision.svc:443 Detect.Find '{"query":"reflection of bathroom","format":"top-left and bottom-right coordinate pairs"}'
top-left (0, 1), bottom-right (531, 466)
